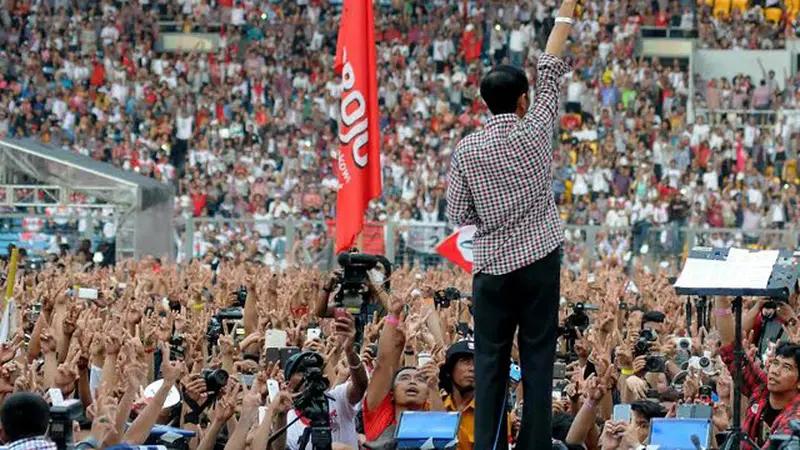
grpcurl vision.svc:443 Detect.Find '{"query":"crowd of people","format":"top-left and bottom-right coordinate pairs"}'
top-left (0, 0), bottom-right (799, 268)
top-left (0, 1), bottom-right (800, 448)
top-left (0, 256), bottom-right (798, 450)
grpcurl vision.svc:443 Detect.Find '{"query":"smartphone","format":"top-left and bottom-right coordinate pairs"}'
top-left (265, 347), bottom-right (281, 366)
top-left (48, 388), bottom-right (64, 407)
top-left (553, 362), bottom-right (566, 380)
top-left (267, 379), bottom-right (280, 403)
top-left (306, 328), bottom-right (322, 342)
top-left (334, 308), bottom-right (347, 319)
top-left (417, 352), bottom-right (432, 367)
top-left (613, 404), bottom-right (632, 423)
top-left (234, 327), bottom-right (246, 344)
top-left (239, 374), bottom-right (255, 388)
top-left (280, 347), bottom-right (300, 368)
top-left (552, 390), bottom-right (562, 402)
top-left (265, 329), bottom-right (288, 349)
top-left (693, 404), bottom-right (713, 419)
top-left (509, 363), bottom-right (521, 383)
top-left (677, 404), bottom-right (695, 419)
top-left (78, 288), bottom-right (98, 300)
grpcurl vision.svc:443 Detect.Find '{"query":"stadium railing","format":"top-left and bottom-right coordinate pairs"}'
top-left (179, 217), bottom-right (799, 270)
top-left (641, 26), bottom-right (698, 39)
top-left (694, 108), bottom-right (800, 128)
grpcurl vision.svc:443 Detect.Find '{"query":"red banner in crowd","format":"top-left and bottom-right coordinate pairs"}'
top-left (333, 0), bottom-right (382, 253)
top-left (326, 220), bottom-right (386, 256)
top-left (435, 226), bottom-right (476, 273)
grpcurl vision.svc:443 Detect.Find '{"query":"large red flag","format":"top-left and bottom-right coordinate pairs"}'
top-left (333, 0), bottom-right (381, 253)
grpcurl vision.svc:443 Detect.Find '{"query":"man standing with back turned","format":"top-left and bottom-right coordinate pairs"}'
top-left (445, 0), bottom-right (577, 448)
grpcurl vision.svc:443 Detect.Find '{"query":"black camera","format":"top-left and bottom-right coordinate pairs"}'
top-left (434, 287), bottom-right (461, 309)
top-left (645, 355), bottom-right (667, 373)
top-left (334, 252), bottom-right (392, 313)
top-left (201, 368), bottom-right (229, 392)
top-left (563, 302), bottom-right (599, 332)
top-left (634, 328), bottom-right (659, 357)
top-left (291, 352), bottom-right (335, 449)
top-left (234, 286), bottom-right (248, 308)
top-left (764, 300), bottom-right (779, 310)
top-left (49, 400), bottom-right (84, 450)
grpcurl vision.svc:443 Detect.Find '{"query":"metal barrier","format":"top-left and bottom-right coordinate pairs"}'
top-left (0, 212), bottom-right (116, 258)
top-left (693, 108), bottom-right (800, 129)
top-left (180, 217), bottom-right (799, 270)
top-left (641, 27), bottom-right (698, 39)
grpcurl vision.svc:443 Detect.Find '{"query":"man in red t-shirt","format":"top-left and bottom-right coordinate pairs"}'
top-left (362, 282), bottom-right (430, 444)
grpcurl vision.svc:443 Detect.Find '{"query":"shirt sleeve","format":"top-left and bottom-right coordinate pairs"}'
top-left (331, 382), bottom-right (356, 422)
top-left (445, 153), bottom-right (479, 227)
top-left (515, 53), bottom-right (571, 170)
top-left (719, 343), bottom-right (768, 399)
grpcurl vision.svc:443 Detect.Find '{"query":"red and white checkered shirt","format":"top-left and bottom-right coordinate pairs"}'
top-left (446, 53), bottom-right (571, 275)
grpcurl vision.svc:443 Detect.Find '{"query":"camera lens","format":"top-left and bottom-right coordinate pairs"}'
top-left (679, 339), bottom-right (690, 349)
top-left (699, 356), bottom-right (710, 368)
top-left (202, 368), bottom-right (229, 392)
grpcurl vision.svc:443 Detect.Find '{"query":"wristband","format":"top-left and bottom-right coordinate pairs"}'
top-left (621, 368), bottom-right (635, 376)
top-left (144, 347), bottom-right (156, 354)
top-left (349, 359), bottom-right (364, 370)
top-left (555, 16), bottom-right (574, 26)
top-left (715, 308), bottom-right (733, 317)
top-left (583, 399), bottom-right (597, 410)
top-left (385, 314), bottom-right (400, 327)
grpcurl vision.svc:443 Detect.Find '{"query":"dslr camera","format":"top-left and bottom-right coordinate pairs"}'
top-left (334, 252), bottom-right (392, 314)
top-left (200, 368), bottom-right (229, 393)
top-left (634, 328), bottom-right (666, 373)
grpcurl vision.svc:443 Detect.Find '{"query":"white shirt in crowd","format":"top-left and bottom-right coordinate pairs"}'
top-left (176, 113), bottom-right (193, 140)
top-left (286, 383), bottom-right (359, 450)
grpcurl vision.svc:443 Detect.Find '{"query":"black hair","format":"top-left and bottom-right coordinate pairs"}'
top-left (479, 65), bottom-right (529, 115)
top-left (0, 392), bottom-right (50, 442)
top-left (774, 342), bottom-right (800, 375)
top-left (642, 311), bottom-right (666, 325)
top-left (391, 366), bottom-right (418, 389)
top-left (631, 400), bottom-right (668, 420)
top-left (552, 412), bottom-right (574, 441)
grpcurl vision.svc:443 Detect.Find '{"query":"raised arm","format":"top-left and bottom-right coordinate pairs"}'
top-left (364, 278), bottom-right (405, 412)
top-left (516, 0), bottom-right (576, 163)
top-left (716, 297), bottom-right (768, 399)
top-left (445, 154), bottom-right (479, 227)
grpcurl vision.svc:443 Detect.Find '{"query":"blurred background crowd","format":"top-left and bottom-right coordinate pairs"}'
top-left (0, 0), bottom-right (799, 272)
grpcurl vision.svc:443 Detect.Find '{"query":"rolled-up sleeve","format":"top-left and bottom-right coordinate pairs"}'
top-left (515, 53), bottom-right (571, 168)
top-left (719, 343), bottom-right (768, 399)
top-left (446, 154), bottom-right (479, 227)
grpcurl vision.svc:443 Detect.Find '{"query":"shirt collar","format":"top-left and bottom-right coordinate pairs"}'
top-left (444, 394), bottom-right (476, 412)
top-left (485, 113), bottom-right (519, 129)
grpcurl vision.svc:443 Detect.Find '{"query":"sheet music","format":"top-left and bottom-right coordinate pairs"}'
top-left (675, 254), bottom-right (773, 290)
top-left (725, 248), bottom-right (779, 267)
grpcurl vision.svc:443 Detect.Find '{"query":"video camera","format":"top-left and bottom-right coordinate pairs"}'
top-left (557, 302), bottom-right (599, 362)
top-left (49, 400), bottom-right (83, 450)
top-left (334, 252), bottom-right (392, 313)
top-left (433, 287), bottom-right (461, 309)
top-left (332, 252), bottom-right (392, 348)
top-left (291, 352), bottom-right (335, 450)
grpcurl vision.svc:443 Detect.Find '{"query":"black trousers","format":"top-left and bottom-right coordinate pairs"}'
top-left (473, 247), bottom-right (561, 450)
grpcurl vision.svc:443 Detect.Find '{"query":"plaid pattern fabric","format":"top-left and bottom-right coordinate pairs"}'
top-left (446, 53), bottom-right (570, 275)
top-left (719, 344), bottom-right (800, 449)
top-left (8, 437), bottom-right (56, 450)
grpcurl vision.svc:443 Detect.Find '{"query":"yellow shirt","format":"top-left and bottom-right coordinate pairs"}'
top-left (444, 395), bottom-right (476, 450)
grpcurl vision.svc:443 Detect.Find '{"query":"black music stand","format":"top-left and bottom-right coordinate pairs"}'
top-left (674, 247), bottom-right (800, 450)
